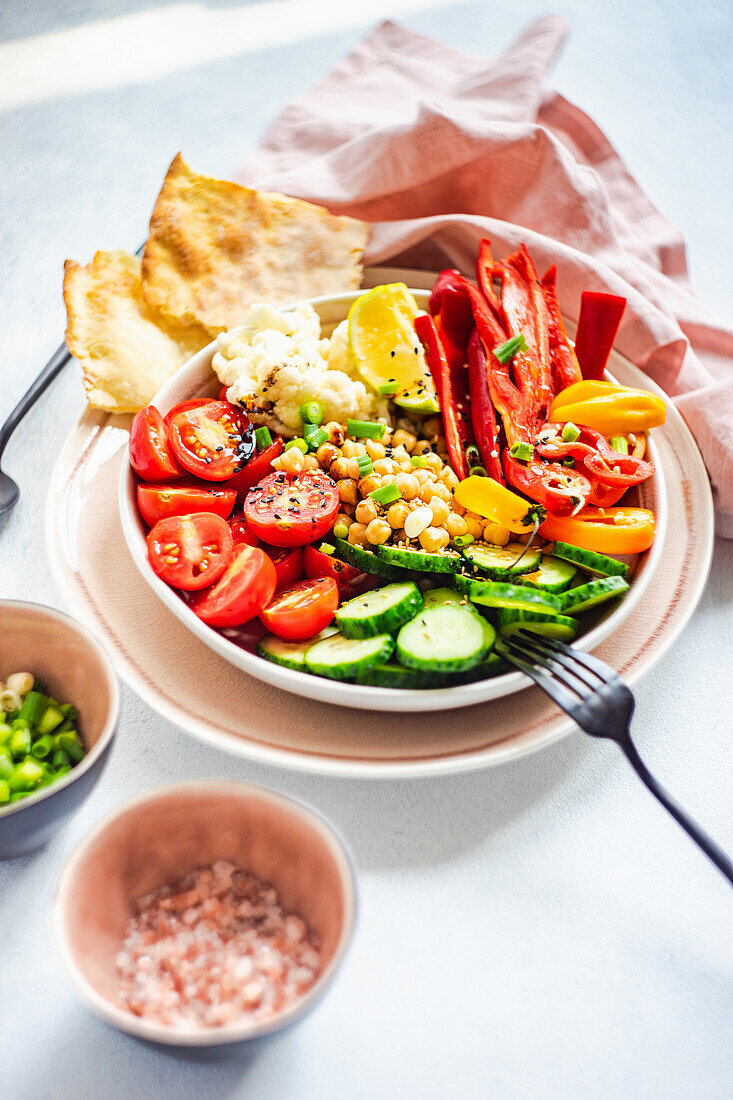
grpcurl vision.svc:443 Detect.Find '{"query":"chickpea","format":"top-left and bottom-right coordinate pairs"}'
top-left (358, 474), bottom-right (381, 496)
top-left (430, 482), bottom-right (452, 503)
top-left (386, 500), bottom-right (410, 529)
top-left (394, 472), bottom-right (420, 501)
top-left (422, 416), bottom-right (442, 441)
top-left (302, 453), bottom-right (320, 471)
top-left (452, 500), bottom-right (466, 516)
top-left (276, 446), bottom-right (304, 474)
top-left (365, 518), bottom-right (392, 546)
top-left (355, 498), bottom-right (378, 525)
top-left (379, 473), bottom-right (396, 487)
top-left (413, 468), bottom-right (432, 486)
top-left (337, 479), bottom-right (358, 505)
top-left (435, 435), bottom-right (447, 454)
top-left (439, 467), bottom-right (460, 492)
top-left (325, 421), bottom-right (345, 446)
top-left (390, 445), bottom-right (411, 465)
top-left (316, 442), bottom-right (340, 468)
top-left (413, 439), bottom-right (432, 455)
top-left (425, 453), bottom-right (442, 473)
top-left (342, 439), bottom-right (365, 458)
top-left (429, 497), bottom-right (450, 526)
top-left (392, 428), bottom-right (417, 452)
top-left (418, 480), bottom-right (439, 504)
top-left (463, 512), bottom-right (484, 540)
top-left (365, 439), bottom-right (386, 461)
top-left (348, 522), bottom-right (368, 546)
top-left (445, 512), bottom-right (469, 538)
top-left (419, 526), bottom-right (450, 552)
top-left (483, 521), bottom-right (511, 547)
top-left (373, 458), bottom-right (395, 476)
top-left (330, 457), bottom-right (351, 480)
top-left (346, 456), bottom-right (363, 480)
top-left (334, 511), bottom-right (353, 528)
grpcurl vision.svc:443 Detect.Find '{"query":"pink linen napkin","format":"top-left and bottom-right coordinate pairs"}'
top-left (240, 17), bottom-right (733, 534)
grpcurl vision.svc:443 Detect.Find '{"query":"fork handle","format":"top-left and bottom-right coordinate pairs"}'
top-left (621, 737), bottom-right (733, 886)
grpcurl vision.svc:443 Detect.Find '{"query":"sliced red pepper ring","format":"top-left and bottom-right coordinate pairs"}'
top-left (415, 313), bottom-right (472, 480)
top-left (503, 450), bottom-right (592, 517)
top-left (535, 424), bottom-right (654, 489)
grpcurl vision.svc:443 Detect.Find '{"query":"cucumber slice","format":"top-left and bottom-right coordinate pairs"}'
top-left (465, 580), bottom-right (562, 613)
top-left (518, 555), bottom-right (577, 593)
top-left (396, 604), bottom-right (494, 672)
top-left (497, 608), bottom-right (579, 641)
top-left (305, 631), bottom-right (394, 680)
top-left (376, 544), bottom-right (463, 574)
top-left (422, 587), bottom-right (465, 609)
top-left (450, 652), bottom-right (508, 683)
top-left (329, 537), bottom-right (405, 580)
top-left (257, 627), bottom-right (338, 671)
top-left (551, 541), bottom-right (629, 579)
top-left (355, 663), bottom-right (450, 689)
top-left (461, 542), bottom-right (541, 579)
top-left (556, 576), bottom-right (630, 615)
top-left (335, 582), bottom-right (423, 639)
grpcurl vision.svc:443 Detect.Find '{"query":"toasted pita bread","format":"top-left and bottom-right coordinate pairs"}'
top-left (141, 154), bottom-right (369, 334)
top-left (64, 250), bottom-right (210, 413)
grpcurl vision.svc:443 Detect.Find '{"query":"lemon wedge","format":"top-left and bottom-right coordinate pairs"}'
top-left (347, 284), bottom-right (440, 415)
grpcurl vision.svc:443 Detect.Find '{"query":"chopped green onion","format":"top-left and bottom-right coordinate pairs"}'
top-left (31, 734), bottom-right (53, 759)
top-left (254, 426), bottom-right (273, 451)
top-left (333, 522), bottom-right (350, 539)
top-left (468, 465), bottom-right (487, 477)
top-left (284, 438), bottom-right (308, 454)
top-left (299, 401), bottom-right (323, 425)
top-left (8, 759), bottom-right (45, 792)
top-left (319, 542), bottom-right (335, 555)
top-left (509, 441), bottom-right (533, 462)
top-left (356, 454), bottom-right (374, 477)
top-left (304, 424), bottom-right (329, 451)
top-left (453, 534), bottom-right (475, 548)
top-left (0, 723), bottom-right (11, 746)
top-left (18, 691), bottom-right (47, 727)
top-left (561, 422), bottom-right (581, 443)
top-left (0, 780), bottom-right (9, 803)
top-left (493, 333), bottom-right (528, 364)
top-left (465, 444), bottom-right (481, 467)
top-left (9, 727), bottom-right (30, 759)
top-left (562, 457), bottom-right (576, 468)
top-left (51, 748), bottom-right (71, 770)
top-left (0, 747), bottom-right (13, 780)
top-left (410, 455), bottom-right (428, 468)
top-left (56, 732), bottom-right (85, 763)
top-left (609, 435), bottom-right (629, 455)
top-left (347, 419), bottom-right (386, 440)
top-left (377, 380), bottom-right (400, 396)
top-left (368, 483), bottom-right (402, 506)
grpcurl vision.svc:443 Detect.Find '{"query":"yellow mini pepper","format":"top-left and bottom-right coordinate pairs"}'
top-left (548, 380), bottom-right (666, 436)
top-left (455, 476), bottom-right (541, 534)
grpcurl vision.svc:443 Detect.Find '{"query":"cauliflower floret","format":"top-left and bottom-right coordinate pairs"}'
top-left (212, 303), bottom-right (380, 436)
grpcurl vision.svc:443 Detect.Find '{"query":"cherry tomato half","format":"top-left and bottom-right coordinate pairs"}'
top-left (244, 470), bottom-right (339, 547)
top-left (147, 513), bottom-right (233, 591)
top-left (259, 577), bottom-right (339, 641)
top-left (226, 439), bottom-right (284, 506)
top-left (168, 401), bottom-right (255, 481)
top-left (137, 484), bottom-right (236, 527)
top-left (303, 545), bottom-right (374, 597)
top-left (264, 545), bottom-right (304, 589)
top-left (189, 544), bottom-right (277, 628)
top-left (228, 513), bottom-right (260, 547)
top-left (163, 398), bottom-right (215, 430)
top-left (129, 405), bottom-right (181, 482)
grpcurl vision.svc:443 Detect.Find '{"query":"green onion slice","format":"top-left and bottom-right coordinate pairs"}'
top-left (299, 401), bottom-right (323, 425)
top-left (284, 438), bottom-right (308, 454)
top-left (609, 435), bottom-right (629, 455)
top-left (347, 419), bottom-right (386, 440)
top-left (493, 333), bottom-right (528, 364)
top-left (509, 441), bottom-right (533, 462)
top-left (561, 422), bottom-right (581, 443)
top-left (254, 426), bottom-right (273, 451)
top-left (368, 483), bottom-right (402, 506)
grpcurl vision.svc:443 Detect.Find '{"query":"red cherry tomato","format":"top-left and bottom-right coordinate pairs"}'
top-left (163, 398), bottom-right (215, 429)
top-left (228, 513), bottom-right (260, 547)
top-left (129, 405), bottom-right (181, 482)
top-left (218, 385), bottom-right (229, 402)
top-left (137, 484), bottom-right (236, 527)
top-left (168, 401), bottom-right (255, 481)
top-left (227, 439), bottom-right (284, 506)
top-left (244, 470), bottom-right (339, 548)
top-left (147, 513), bottom-right (233, 591)
top-left (259, 577), bottom-right (339, 641)
top-left (303, 545), bottom-right (374, 597)
top-left (190, 544), bottom-right (277, 628)
top-left (264, 545), bottom-right (304, 589)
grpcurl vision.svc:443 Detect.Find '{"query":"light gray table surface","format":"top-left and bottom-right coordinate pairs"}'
top-left (1, 2), bottom-right (732, 1097)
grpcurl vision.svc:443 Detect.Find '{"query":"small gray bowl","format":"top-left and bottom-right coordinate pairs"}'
top-left (0, 600), bottom-right (118, 858)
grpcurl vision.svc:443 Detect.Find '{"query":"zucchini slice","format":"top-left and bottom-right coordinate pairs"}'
top-left (355, 663), bottom-right (450, 689)
top-left (305, 632), bottom-right (395, 680)
top-left (461, 542), bottom-right (541, 579)
top-left (376, 544), bottom-right (463, 574)
top-left (465, 580), bottom-right (562, 614)
top-left (257, 627), bottom-right (338, 671)
top-left (335, 582), bottom-right (423, 639)
top-left (396, 604), bottom-right (495, 673)
top-left (550, 541), bottom-right (629, 579)
top-left (517, 555), bottom-right (577, 593)
top-left (329, 537), bottom-right (405, 580)
top-left (556, 576), bottom-right (630, 615)
top-left (497, 608), bottom-right (579, 642)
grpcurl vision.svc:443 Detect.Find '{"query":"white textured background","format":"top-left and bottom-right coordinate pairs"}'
top-left (1, 2), bottom-right (732, 1098)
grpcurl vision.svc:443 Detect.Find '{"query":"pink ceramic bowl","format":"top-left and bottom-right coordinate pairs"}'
top-left (53, 780), bottom-right (357, 1046)
top-left (0, 600), bottom-right (118, 858)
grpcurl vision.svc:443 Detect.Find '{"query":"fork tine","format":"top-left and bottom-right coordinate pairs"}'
top-left (514, 632), bottom-right (603, 692)
top-left (499, 642), bottom-right (581, 716)
top-left (522, 632), bottom-right (625, 688)
top-left (508, 636), bottom-right (595, 700)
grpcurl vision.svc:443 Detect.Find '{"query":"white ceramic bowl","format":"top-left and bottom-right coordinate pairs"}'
top-left (119, 288), bottom-right (666, 713)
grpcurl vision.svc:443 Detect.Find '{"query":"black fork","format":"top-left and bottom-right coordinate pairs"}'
top-left (497, 631), bottom-right (733, 887)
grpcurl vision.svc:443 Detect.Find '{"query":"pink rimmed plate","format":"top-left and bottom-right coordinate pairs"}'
top-left (45, 270), bottom-right (712, 777)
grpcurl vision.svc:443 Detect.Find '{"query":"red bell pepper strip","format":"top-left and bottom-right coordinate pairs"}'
top-left (574, 291), bottom-right (626, 381)
top-left (414, 313), bottom-right (473, 481)
top-left (476, 239), bottom-right (504, 325)
top-left (430, 278), bottom-right (474, 350)
top-left (502, 450), bottom-right (592, 516)
top-left (467, 330), bottom-right (504, 484)
top-left (539, 266), bottom-right (582, 397)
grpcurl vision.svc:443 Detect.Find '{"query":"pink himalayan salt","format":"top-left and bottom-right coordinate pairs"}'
top-left (116, 860), bottom-right (322, 1030)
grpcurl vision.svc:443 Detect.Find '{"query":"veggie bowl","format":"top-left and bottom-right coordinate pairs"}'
top-left (119, 261), bottom-right (666, 713)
